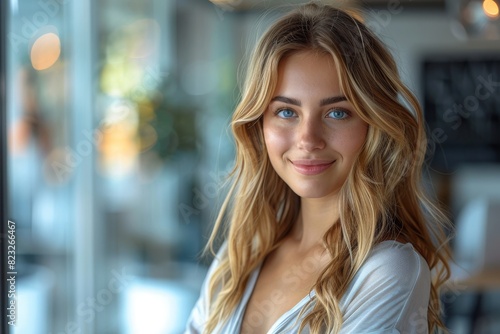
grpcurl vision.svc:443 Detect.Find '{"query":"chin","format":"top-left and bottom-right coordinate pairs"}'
top-left (289, 185), bottom-right (340, 200)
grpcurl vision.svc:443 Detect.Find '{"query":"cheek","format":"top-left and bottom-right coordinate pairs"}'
top-left (263, 123), bottom-right (291, 158)
top-left (334, 124), bottom-right (368, 158)
top-left (351, 127), bottom-right (368, 152)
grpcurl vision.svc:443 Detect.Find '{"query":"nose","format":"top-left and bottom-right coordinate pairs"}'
top-left (296, 117), bottom-right (326, 151)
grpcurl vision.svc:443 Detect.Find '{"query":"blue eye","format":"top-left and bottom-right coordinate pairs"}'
top-left (327, 109), bottom-right (349, 120)
top-left (276, 109), bottom-right (296, 118)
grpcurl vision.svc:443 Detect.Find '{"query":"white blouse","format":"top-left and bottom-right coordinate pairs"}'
top-left (184, 240), bottom-right (431, 334)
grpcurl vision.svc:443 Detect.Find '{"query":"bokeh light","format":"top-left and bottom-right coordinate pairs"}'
top-left (483, 0), bottom-right (499, 18)
top-left (30, 32), bottom-right (61, 71)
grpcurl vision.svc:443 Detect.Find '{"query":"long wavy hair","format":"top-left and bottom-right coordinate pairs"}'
top-left (204, 2), bottom-right (451, 333)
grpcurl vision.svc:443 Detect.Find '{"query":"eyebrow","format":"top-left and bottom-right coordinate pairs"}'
top-left (270, 95), bottom-right (347, 106)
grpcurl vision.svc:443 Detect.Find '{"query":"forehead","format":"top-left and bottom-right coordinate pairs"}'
top-left (274, 51), bottom-right (342, 97)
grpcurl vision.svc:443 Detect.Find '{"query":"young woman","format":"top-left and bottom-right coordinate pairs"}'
top-left (185, 2), bottom-right (451, 333)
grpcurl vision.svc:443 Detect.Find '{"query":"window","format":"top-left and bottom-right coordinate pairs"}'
top-left (2, 0), bottom-right (241, 333)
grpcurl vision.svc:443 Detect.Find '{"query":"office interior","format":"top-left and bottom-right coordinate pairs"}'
top-left (1, 0), bottom-right (500, 333)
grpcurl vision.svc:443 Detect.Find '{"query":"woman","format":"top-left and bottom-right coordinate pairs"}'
top-left (186, 2), bottom-right (451, 333)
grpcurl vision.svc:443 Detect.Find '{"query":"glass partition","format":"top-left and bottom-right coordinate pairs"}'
top-left (4, 0), bottom-right (241, 333)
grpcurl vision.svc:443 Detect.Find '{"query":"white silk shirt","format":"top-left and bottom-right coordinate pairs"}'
top-left (185, 241), bottom-right (431, 334)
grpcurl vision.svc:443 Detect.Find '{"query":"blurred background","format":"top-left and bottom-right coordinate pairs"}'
top-left (1, 0), bottom-right (500, 333)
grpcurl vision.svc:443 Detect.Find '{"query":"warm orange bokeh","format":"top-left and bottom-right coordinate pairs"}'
top-left (30, 32), bottom-right (61, 71)
top-left (483, 0), bottom-right (500, 18)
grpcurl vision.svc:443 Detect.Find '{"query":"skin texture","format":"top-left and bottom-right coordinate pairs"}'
top-left (263, 50), bottom-right (368, 248)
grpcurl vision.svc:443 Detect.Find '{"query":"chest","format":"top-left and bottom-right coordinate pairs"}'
top-left (240, 250), bottom-right (326, 334)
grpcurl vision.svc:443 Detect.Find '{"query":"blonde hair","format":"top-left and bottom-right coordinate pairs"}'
top-left (204, 2), bottom-right (451, 333)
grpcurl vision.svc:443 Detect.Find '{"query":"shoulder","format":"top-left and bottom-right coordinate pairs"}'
top-left (357, 240), bottom-right (430, 288)
top-left (184, 243), bottom-right (228, 334)
top-left (339, 241), bottom-right (431, 333)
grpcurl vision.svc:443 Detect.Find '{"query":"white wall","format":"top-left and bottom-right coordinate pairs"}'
top-left (369, 10), bottom-right (500, 97)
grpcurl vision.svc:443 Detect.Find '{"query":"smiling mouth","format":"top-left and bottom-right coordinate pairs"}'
top-left (291, 160), bottom-right (335, 175)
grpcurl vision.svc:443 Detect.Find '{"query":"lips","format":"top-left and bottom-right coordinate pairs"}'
top-left (291, 159), bottom-right (335, 175)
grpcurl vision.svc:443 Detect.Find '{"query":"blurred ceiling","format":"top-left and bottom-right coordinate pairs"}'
top-left (361, 0), bottom-right (445, 7)
top-left (208, 0), bottom-right (447, 11)
top-left (207, 0), bottom-right (500, 39)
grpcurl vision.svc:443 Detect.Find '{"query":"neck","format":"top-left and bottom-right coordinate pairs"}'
top-left (289, 194), bottom-right (340, 252)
